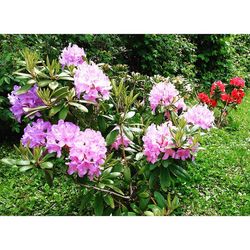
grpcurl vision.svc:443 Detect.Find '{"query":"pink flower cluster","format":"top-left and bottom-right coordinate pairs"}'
top-left (142, 123), bottom-right (198, 164)
top-left (111, 133), bottom-right (132, 150)
top-left (59, 43), bottom-right (86, 68)
top-left (184, 104), bottom-right (214, 129)
top-left (8, 85), bottom-right (44, 122)
top-left (67, 129), bottom-right (107, 180)
top-left (21, 119), bottom-right (107, 179)
top-left (46, 120), bottom-right (81, 157)
top-left (74, 62), bottom-right (112, 102)
top-left (21, 119), bottom-right (51, 148)
top-left (149, 82), bottom-right (180, 112)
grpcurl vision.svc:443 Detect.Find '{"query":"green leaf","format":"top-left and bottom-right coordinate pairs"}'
top-left (123, 166), bottom-right (131, 183)
top-left (149, 164), bottom-right (158, 171)
top-left (1, 158), bottom-right (17, 166)
top-left (109, 172), bottom-right (122, 178)
top-left (135, 152), bottom-right (144, 161)
top-left (19, 165), bottom-right (33, 172)
top-left (97, 116), bottom-right (106, 133)
top-left (169, 165), bottom-right (190, 180)
top-left (51, 87), bottom-right (69, 98)
top-left (123, 126), bottom-right (134, 141)
top-left (104, 195), bottom-right (115, 209)
top-left (106, 129), bottom-right (119, 146)
top-left (49, 104), bottom-right (63, 117)
top-left (144, 211), bottom-right (154, 216)
top-left (138, 192), bottom-right (150, 198)
top-left (154, 191), bottom-right (167, 209)
top-left (38, 80), bottom-right (52, 87)
top-left (125, 111), bottom-right (135, 120)
top-left (160, 167), bottom-right (171, 191)
top-left (16, 160), bottom-right (31, 166)
top-left (149, 169), bottom-right (159, 189)
top-left (40, 162), bottom-right (53, 169)
top-left (58, 105), bottom-right (69, 120)
top-left (49, 81), bottom-right (59, 90)
top-left (162, 160), bottom-right (170, 168)
top-left (94, 194), bottom-right (104, 216)
top-left (16, 84), bottom-right (33, 95)
top-left (69, 102), bottom-right (88, 113)
top-left (105, 184), bottom-right (124, 195)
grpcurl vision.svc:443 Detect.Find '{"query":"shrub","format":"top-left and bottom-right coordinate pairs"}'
top-left (1, 44), bottom-right (215, 216)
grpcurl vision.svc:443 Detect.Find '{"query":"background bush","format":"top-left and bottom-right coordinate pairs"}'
top-left (0, 34), bottom-right (249, 140)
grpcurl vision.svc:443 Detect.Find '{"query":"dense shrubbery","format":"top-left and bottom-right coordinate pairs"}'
top-left (1, 44), bottom-right (218, 215)
top-left (0, 34), bottom-right (249, 139)
top-left (0, 36), bottom-right (248, 215)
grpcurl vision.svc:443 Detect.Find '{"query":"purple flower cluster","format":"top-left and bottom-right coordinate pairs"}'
top-left (21, 119), bottom-right (51, 148)
top-left (59, 43), bottom-right (86, 68)
top-left (8, 85), bottom-right (44, 122)
top-left (21, 119), bottom-right (107, 179)
top-left (67, 129), bottom-right (107, 180)
top-left (74, 62), bottom-right (112, 102)
top-left (184, 104), bottom-right (214, 129)
top-left (142, 122), bottom-right (199, 164)
top-left (149, 81), bottom-right (180, 112)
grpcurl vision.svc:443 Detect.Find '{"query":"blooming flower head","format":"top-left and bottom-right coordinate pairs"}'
top-left (174, 98), bottom-right (187, 112)
top-left (67, 129), bottom-right (107, 180)
top-left (21, 119), bottom-right (51, 148)
top-left (8, 85), bottom-right (44, 122)
top-left (230, 88), bottom-right (245, 104)
top-left (111, 134), bottom-right (132, 150)
top-left (210, 81), bottom-right (225, 96)
top-left (184, 104), bottom-right (214, 129)
top-left (59, 43), bottom-right (86, 68)
top-left (198, 92), bottom-right (217, 108)
top-left (74, 62), bottom-right (112, 102)
top-left (142, 122), bottom-right (200, 163)
top-left (230, 77), bottom-right (245, 88)
top-left (149, 81), bottom-right (179, 112)
top-left (142, 123), bottom-right (173, 164)
top-left (46, 120), bottom-right (81, 157)
top-left (198, 92), bottom-right (210, 104)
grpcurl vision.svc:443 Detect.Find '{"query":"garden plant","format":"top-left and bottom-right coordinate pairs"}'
top-left (0, 39), bottom-right (248, 216)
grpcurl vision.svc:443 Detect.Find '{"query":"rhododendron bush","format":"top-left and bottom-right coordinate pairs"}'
top-left (1, 44), bottom-right (219, 216)
top-left (197, 77), bottom-right (246, 127)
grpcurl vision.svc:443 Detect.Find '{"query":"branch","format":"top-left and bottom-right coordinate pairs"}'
top-left (79, 183), bottom-right (131, 200)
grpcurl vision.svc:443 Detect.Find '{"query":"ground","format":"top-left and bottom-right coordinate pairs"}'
top-left (0, 92), bottom-right (249, 215)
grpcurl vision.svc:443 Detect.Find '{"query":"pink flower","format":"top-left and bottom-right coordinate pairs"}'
top-left (8, 85), bottom-right (44, 122)
top-left (184, 104), bottom-right (214, 129)
top-left (59, 43), bottom-right (86, 68)
top-left (142, 123), bottom-right (173, 164)
top-left (173, 149), bottom-right (191, 160)
top-left (74, 62), bottom-right (112, 102)
top-left (21, 119), bottom-right (51, 148)
top-left (67, 129), bottom-right (107, 180)
top-left (46, 120), bottom-right (81, 157)
top-left (143, 122), bottom-right (201, 163)
top-left (149, 82), bottom-right (179, 112)
top-left (111, 134), bottom-right (132, 150)
top-left (174, 98), bottom-right (187, 111)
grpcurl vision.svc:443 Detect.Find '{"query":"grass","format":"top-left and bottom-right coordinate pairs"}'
top-left (0, 92), bottom-right (249, 215)
top-left (174, 91), bottom-right (250, 215)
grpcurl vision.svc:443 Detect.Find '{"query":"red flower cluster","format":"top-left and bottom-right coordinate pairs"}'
top-left (230, 77), bottom-right (245, 88)
top-left (198, 93), bottom-right (217, 107)
top-left (221, 88), bottom-right (245, 104)
top-left (198, 77), bottom-right (245, 107)
top-left (210, 81), bottom-right (226, 96)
